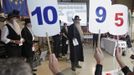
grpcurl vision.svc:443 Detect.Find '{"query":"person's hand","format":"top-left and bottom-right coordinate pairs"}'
top-left (49, 54), bottom-right (61, 75)
top-left (115, 47), bottom-right (122, 61)
top-left (21, 38), bottom-right (25, 43)
top-left (115, 47), bottom-right (126, 68)
top-left (94, 48), bottom-right (104, 65)
top-left (14, 40), bottom-right (21, 44)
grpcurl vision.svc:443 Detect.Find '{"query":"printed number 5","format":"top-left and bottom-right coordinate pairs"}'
top-left (115, 13), bottom-right (124, 27)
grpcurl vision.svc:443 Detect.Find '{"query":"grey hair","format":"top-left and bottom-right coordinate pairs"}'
top-left (0, 58), bottom-right (32, 75)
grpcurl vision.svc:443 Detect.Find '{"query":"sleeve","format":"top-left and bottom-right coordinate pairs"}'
top-left (68, 25), bottom-right (74, 40)
top-left (121, 66), bottom-right (131, 75)
top-left (56, 72), bottom-right (64, 75)
top-left (95, 64), bottom-right (103, 75)
top-left (1, 26), bottom-right (10, 44)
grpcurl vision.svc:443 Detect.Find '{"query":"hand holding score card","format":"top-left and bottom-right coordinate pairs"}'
top-left (89, 0), bottom-right (128, 53)
top-left (89, 0), bottom-right (128, 35)
top-left (94, 47), bottom-right (104, 65)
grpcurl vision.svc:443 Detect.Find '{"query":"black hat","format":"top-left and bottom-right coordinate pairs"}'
top-left (72, 15), bottom-right (81, 20)
top-left (24, 18), bottom-right (31, 25)
top-left (7, 10), bottom-right (20, 20)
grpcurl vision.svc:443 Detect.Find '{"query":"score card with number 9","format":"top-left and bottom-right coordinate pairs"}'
top-left (89, 0), bottom-right (111, 34)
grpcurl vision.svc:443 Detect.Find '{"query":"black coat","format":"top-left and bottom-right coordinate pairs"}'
top-left (61, 27), bottom-right (69, 55)
top-left (126, 35), bottom-right (132, 48)
top-left (68, 24), bottom-right (84, 62)
top-left (21, 27), bottom-right (33, 58)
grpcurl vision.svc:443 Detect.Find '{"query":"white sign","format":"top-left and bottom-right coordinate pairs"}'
top-left (109, 4), bottom-right (128, 35)
top-left (89, 0), bottom-right (111, 33)
top-left (27, 0), bottom-right (60, 37)
top-left (58, 3), bottom-right (87, 26)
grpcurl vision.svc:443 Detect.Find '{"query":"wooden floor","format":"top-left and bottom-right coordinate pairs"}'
top-left (35, 43), bottom-right (134, 75)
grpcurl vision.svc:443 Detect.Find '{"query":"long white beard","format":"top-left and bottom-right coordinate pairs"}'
top-left (13, 20), bottom-right (21, 35)
top-left (75, 23), bottom-right (83, 39)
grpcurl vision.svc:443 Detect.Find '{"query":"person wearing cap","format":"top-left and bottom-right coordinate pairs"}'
top-left (1, 10), bottom-right (23, 57)
top-left (68, 15), bottom-right (84, 71)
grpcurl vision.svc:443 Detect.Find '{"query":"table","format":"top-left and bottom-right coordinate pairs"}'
top-left (101, 38), bottom-right (127, 56)
top-left (83, 34), bottom-right (93, 43)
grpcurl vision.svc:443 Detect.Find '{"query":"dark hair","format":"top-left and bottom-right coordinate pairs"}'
top-left (24, 18), bottom-right (31, 25)
top-left (0, 58), bottom-right (32, 75)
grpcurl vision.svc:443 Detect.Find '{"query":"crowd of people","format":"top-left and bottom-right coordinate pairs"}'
top-left (0, 9), bottom-right (134, 75)
top-left (0, 9), bottom-right (85, 74)
top-left (0, 10), bottom-right (37, 75)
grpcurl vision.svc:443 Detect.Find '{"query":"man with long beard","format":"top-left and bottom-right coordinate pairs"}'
top-left (68, 15), bottom-right (84, 71)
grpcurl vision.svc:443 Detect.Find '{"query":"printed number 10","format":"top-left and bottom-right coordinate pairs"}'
top-left (31, 6), bottom-right (58, 25)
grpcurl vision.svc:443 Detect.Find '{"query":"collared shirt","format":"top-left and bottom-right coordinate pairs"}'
top-left (1, 23), bottom-right (13, 44)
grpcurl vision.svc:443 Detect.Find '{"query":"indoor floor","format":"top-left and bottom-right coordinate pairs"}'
top-left (36, 42), bottom-right (134, 75)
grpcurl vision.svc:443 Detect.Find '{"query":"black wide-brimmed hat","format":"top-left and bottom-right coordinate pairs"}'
top-left (24, 18), bottom-right (31, 25)
top-left (7, 10), bottom-right (20, 20)
top-left (72, 15), bottom-right (81, 20)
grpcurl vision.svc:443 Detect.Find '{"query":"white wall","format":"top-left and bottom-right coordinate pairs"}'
top-left (132, 17), bottom-right (134, 40)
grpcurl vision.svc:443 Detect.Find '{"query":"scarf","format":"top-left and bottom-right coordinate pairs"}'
top-left (13, 20), bottom-right (21, 35)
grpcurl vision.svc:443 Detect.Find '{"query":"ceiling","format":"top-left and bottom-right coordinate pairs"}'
top-left (58, 0), bottom-right (133, 10)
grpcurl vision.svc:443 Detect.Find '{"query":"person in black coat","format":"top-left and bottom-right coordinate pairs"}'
top-left (52, 34), bottom-right (62, 58)
top-left (93, 34), bottom-right (98, 48)
top-left (61, 23), bottom-right (69, 56)
top-left (21, 18), bottom-right (35, 72)
top-left (68, 15), bottom-right (84, 71)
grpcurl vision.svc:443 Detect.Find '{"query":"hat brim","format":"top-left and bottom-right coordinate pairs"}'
top-left (7, 15), bottom-right (19, 20)
top-left (73, 19), bottom-right (81, 21)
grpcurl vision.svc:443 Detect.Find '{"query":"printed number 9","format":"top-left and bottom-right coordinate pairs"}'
top-left (96, 7), bottom-right (106, 23)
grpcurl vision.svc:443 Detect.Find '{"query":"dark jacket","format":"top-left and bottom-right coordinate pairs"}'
top-left (56, 72), bottom-right (64, 75)
top-left (121, 66), bottom-right (131, 75)
top-left (61, 26), bottom-right (69, 55)
top-left (21, 26), bottom-right (33, 58)
top-left (68, 24), bottom-right (84, 62)
top-left (95, 64), bottom-right (102, 75)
